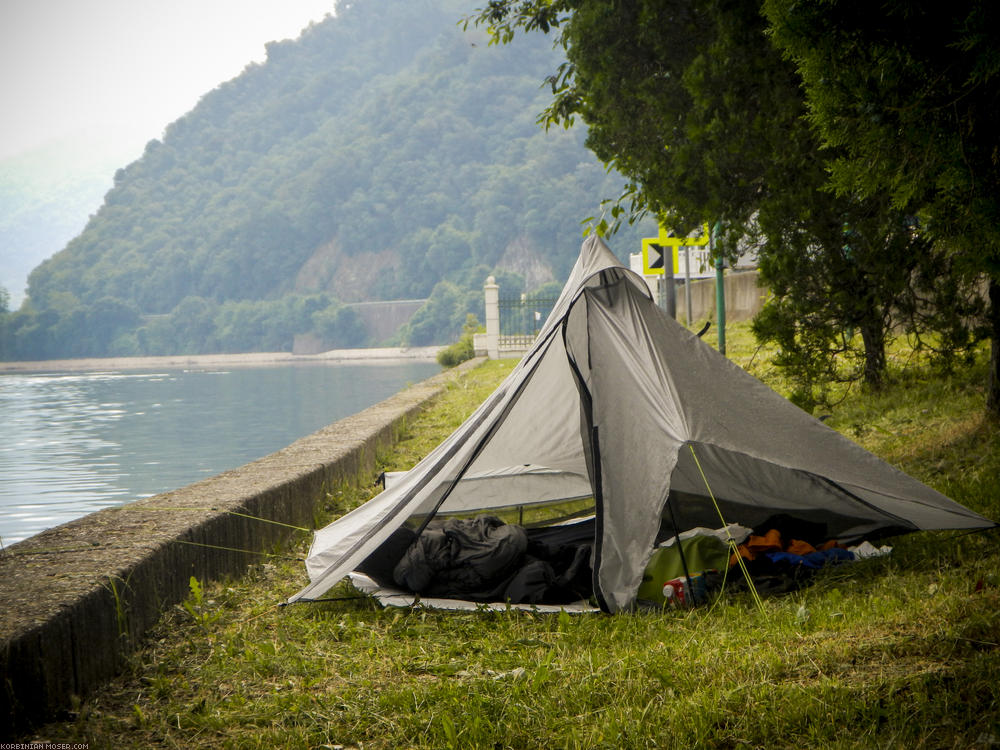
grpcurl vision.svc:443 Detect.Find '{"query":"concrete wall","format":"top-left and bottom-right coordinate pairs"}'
top-left (0, 359), bottom-right (480, 735)
top-left (681, 270), bottom-right (765, 323)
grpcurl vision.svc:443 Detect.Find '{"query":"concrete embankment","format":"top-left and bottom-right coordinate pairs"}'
top-left (0, 357), bottom-right (480, 735)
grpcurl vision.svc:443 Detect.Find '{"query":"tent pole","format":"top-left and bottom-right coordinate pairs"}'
top-left (665, 492), bottom-right (696, 607)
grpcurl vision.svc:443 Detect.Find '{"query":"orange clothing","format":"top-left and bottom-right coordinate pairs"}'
top-left (746, 528), bottom-right (783, 554)
top-left (785, 539), bottom-right (817, 556)
top-left (728, 529), bottom-right (839, 566)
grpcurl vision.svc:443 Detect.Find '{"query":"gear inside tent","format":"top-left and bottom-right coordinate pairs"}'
top-left (289, 235), bottom-right (996, 613)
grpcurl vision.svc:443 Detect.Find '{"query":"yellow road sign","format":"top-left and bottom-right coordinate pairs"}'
top-left (641, 223), bottom-right (710, 275)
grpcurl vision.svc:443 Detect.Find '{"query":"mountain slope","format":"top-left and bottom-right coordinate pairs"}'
top-left (0, 132), bottom-right (143, 308)
top-left (3, 0), bottom-right (653, 359)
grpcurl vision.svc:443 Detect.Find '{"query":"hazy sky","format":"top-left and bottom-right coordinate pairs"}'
top-left (0, 0), bottom-right (337, 161)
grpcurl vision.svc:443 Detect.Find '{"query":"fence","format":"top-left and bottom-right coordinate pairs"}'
top-left (497, 295), bottom-right (559, 351)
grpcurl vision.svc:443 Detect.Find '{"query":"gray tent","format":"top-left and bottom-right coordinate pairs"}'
top-left (290, 235), bottom-right (995, 612)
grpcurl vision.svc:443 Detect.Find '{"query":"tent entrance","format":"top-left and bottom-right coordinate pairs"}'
top-left (668, 444), bottom-right (917, 543)
top-left (354, 511), bottom-right (599, 609)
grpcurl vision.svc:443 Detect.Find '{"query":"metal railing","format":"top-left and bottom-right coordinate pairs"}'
top-left (498, 296), bottom-right (559, 351)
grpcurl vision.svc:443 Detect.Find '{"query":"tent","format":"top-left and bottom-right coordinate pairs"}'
top-left (290, 235), bottom-right (996, 612)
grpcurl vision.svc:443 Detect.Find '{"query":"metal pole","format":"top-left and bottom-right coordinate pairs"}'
top-left (684, 245), bottom-right (692, 326)
top-left (712, 223), bottom-right (726, 355)
top-left (659, 243), bottom-right (676, 319)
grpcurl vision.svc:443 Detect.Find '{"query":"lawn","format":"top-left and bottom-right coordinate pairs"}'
top-left (25, 322), bottom-right (1000, 749)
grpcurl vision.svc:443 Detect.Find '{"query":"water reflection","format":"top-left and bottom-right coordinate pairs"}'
top-left (0, 362), bottom-right (439, 544)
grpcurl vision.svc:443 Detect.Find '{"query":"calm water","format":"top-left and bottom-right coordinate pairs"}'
top-left (0, 361), bottom-right (440, 545)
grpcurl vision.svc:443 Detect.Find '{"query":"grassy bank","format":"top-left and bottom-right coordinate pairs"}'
top-left (25, 323), bottom-right (1000, 749)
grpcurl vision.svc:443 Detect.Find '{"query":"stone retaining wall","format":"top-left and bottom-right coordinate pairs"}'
top-left (0, 358), bottom-right (480, 735)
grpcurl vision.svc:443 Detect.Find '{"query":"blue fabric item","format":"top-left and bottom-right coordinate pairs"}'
top-left (766, 547), bottom-right (854, 569)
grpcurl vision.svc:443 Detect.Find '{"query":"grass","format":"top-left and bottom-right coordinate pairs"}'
top-left (24, 322), bottom-right (1000, 749)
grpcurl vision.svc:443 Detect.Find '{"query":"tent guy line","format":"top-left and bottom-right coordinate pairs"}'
top-left (687, 444), bottom-right (765, 612)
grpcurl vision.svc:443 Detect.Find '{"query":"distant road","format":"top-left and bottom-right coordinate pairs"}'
top-left (0, 346), bottom-right (443, 373)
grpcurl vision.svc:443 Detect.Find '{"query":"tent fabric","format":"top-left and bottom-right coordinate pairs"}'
top-left (290, 235), bottom-right (996, 611)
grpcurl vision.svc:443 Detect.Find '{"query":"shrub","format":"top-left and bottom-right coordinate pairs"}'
top-left (437, 314), bottom-right (482, 368)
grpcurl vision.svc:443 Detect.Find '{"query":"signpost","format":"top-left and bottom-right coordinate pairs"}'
top-left (641, 224), bottom-right (710, 322)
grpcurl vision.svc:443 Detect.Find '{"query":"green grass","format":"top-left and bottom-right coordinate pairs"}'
top-left (24, 325), bottom-right (1000, 749)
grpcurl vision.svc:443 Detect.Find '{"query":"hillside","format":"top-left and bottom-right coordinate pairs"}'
top-left (0, 132), bottom-right (142, 310)
top-left (0, 0), bottom-right (655, 360)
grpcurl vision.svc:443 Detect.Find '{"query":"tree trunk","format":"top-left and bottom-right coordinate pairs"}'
top-left (987, 277), bottom-right (1000, 418)
top-left (858, 318), bottom-right (886, 388)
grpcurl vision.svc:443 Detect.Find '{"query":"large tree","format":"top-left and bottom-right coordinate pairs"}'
top-left (763, 0), bottom-right (1000, 414)
top-left (470, 0), bottom-right (967, 400)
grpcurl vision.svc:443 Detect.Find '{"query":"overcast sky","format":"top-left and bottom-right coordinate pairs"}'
top-left (0, 0), bottom-right (337, 162)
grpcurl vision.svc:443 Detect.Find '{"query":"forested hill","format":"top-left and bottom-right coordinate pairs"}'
top-left (0, 0), bottom-right (654, 359)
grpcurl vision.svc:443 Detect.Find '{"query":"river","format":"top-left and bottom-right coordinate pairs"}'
top-left (0, 359), bottom-right (440, 545)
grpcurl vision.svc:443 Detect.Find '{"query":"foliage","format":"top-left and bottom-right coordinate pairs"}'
top-left (22, 331), bottom-right (1000, 749)
top-left (403, 281), bottom-right (480, 346)
top-left (753, 206), bottom-right (987, 408)
top-left (181, 576), bottom-right (221, 631)
top-left (436, 314), bottom-right (483, 368)
top-left (762, 0), bottom-right (1000, 413)
top-left (761, 0), bottom-right (1000, 245)
top-left (0, 295), bottom-right (143, 360)
top-left (527, 280), bottom-right (562, 300)
top-left (3, 0), bottom-right (656, 361)
top-left (311, 304), bottom-right (368, 350)
top-left (468, 0), bottom-right (989, 395)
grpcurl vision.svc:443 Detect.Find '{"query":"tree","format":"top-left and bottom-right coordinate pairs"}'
top-left (0, 288), bottom-right (10, 360)
top-left (86, 297), bottom-right (142, 355)
top-left (751, 201), bottom-right (983, 409)
top-left (762, 0), bottom-right (1000, 414)
top-left (167, 296), bottom-right (219, 354)
top-left (312, 304), bottom-right (368, 349)
top-left (404, 280), bottom-right (483, 346)
top-left (469, 0), bottom-right (959, 395)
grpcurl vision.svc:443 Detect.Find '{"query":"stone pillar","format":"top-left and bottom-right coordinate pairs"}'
top-left (484, 275), bottom-right (500, 360)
